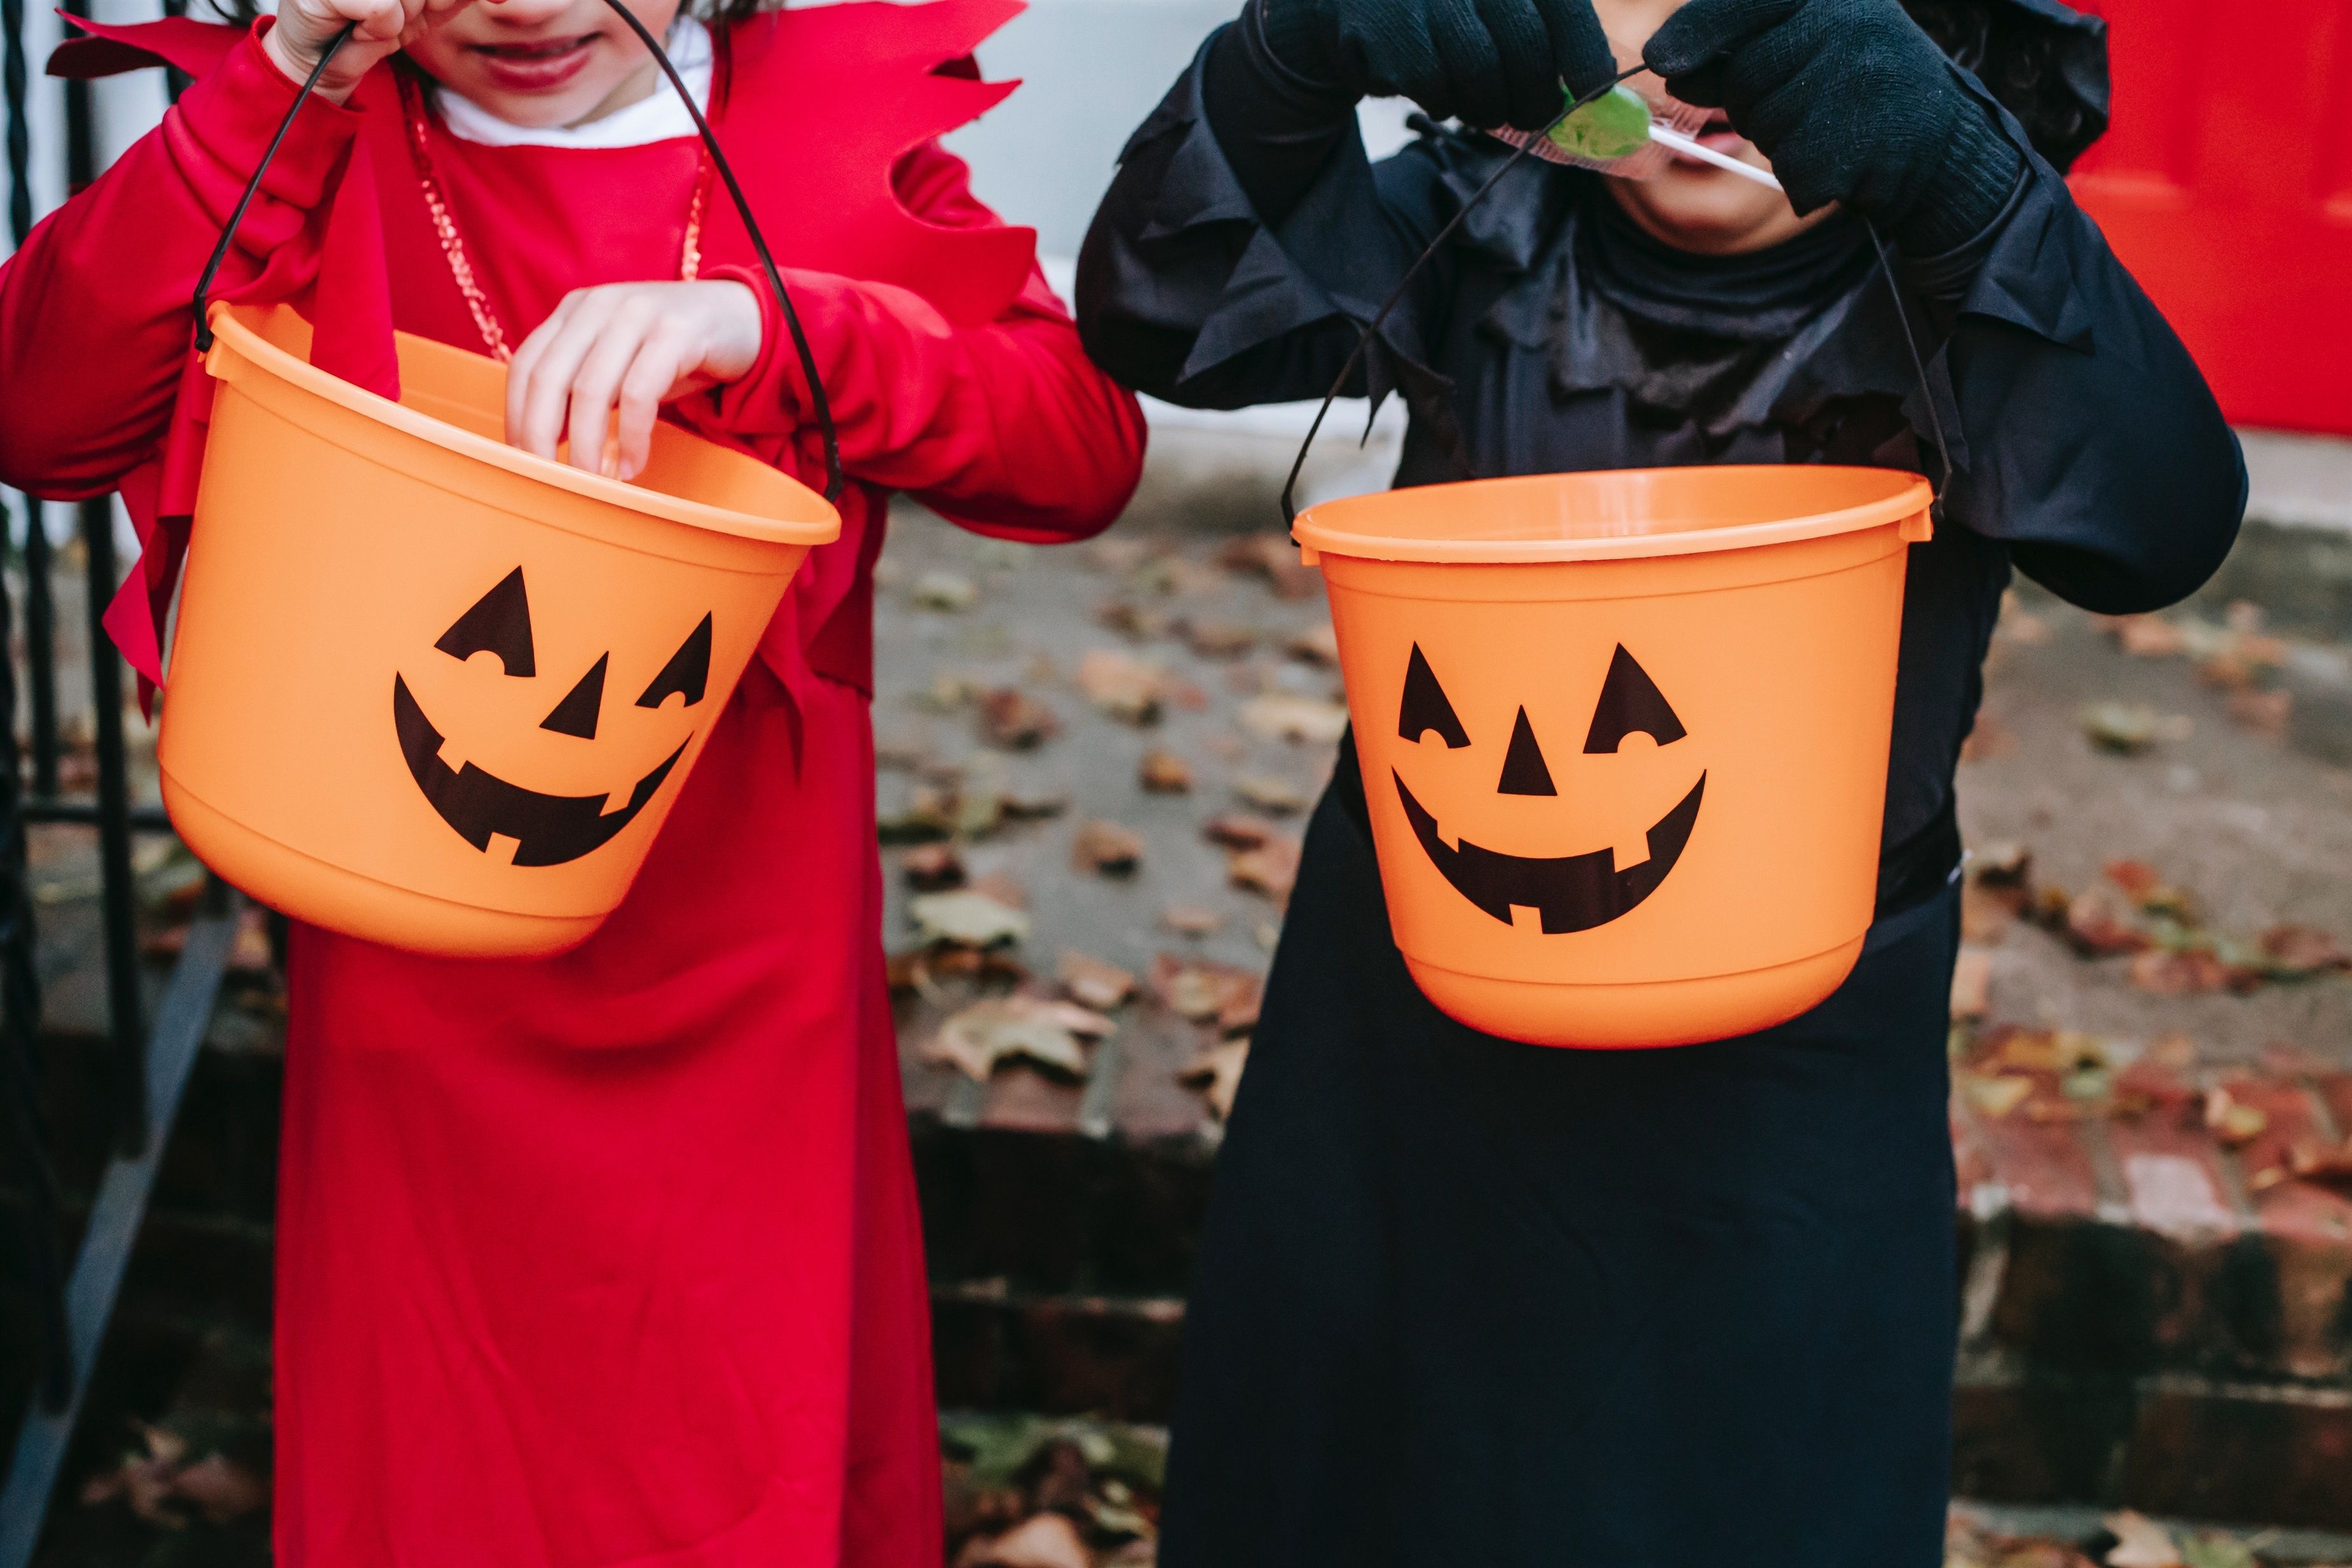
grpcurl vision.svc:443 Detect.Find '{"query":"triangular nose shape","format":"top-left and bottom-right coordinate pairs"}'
top-left (540, 654), bottom-right (608, 739)
top-left (1498, 707), bottom-right (1557, 796)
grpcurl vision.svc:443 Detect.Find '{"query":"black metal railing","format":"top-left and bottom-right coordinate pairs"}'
top-left (0, 6), bottom-right (243, 1560)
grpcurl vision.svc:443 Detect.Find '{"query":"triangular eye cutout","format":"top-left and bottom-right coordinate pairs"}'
top-left (437, 568), bottom-right (535, 676)
top-left (1583, 645), bottom-right (1687, 753)
top-left (1398, 644), bottom-right (1470, 748)
top-left (635, 614), bottom-right (713, 710)
top-left (1497, 707), bottom-right (1557, 795)
top-left (540, 654), bottom-right (607, 739)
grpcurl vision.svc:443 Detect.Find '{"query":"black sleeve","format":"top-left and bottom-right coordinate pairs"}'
top-left (1074, 26), bottom-right (1464, 412)
top-left (1923, 83), bottom-right (2245, 615)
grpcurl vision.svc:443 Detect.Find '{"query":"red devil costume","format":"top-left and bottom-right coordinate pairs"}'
top-left (0, 4), bottom-right (1144, 1561)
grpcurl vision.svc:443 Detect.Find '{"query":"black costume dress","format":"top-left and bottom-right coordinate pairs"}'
top-left (1076, 10), bottom-right (2245, 1562)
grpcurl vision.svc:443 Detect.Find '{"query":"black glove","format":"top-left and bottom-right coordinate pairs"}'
top-left (1644, 0), bottom-right (2023, 252)
top-left (1257, 0), bottom-right (1617, 132)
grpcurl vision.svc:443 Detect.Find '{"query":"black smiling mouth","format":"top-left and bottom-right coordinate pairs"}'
top-left (1393, 770), bottom-right (1706, 934)
top-left (393, 676), bottom-right (685, 868)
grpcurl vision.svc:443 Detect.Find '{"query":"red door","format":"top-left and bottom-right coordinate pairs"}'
top-left (2068, 0), bottom-right (2352, 435)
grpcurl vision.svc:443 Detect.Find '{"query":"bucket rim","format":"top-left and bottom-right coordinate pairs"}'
top-left (1291, 465), bottom-right (1932, 565)
top-left (205, 304), bottom-right (842, 550)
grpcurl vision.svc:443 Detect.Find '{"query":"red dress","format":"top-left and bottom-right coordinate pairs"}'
top-left (0, 9), bottom-right (1145, 1564)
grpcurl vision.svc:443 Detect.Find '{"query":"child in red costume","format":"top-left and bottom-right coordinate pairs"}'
top-left (0, 0), bottom-right (1145, 1558)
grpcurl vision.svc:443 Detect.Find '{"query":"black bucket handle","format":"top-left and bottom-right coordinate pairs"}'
top-left (190, 7), bottom-right (846, 504)
top-left (1276, 66), bottom-right (1951, 531)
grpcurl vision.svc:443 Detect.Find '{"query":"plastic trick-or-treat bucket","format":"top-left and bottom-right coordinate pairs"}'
top-left (1294, 465), bottom-right (1932, 1049)
top-left (158, 304), bottom-right (839, 958)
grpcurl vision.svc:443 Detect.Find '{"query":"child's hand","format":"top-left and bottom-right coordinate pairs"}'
top-left (263, 0), bottom-right (479, 101)
top-left (505, 280), bottom-right (765, 483)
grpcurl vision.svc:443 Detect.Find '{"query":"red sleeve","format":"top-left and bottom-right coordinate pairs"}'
top-left (705, 139), bottom-right (1147, 544)
top-left (0, 28), bottom-right (358, 500)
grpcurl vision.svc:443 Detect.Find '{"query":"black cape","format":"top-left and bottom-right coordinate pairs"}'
top-left (1076, 32), bottom-right (2244, 1568)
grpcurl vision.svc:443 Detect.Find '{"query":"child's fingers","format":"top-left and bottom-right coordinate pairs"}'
top-left (563, 299), bottom-right (662, 474)
top-left (613, 325), bottom-right (700, 480)
top-left (510, 294), bottom-right (613, 460)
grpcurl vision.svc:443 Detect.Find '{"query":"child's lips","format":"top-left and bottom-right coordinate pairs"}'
top-left (470, 34), bottom-right (598, 92)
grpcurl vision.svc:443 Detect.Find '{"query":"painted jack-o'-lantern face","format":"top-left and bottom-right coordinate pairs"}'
top-left (1392, 642), bottom-right (1706, 934)
top-left (391, 568), bottom-right (713, 867)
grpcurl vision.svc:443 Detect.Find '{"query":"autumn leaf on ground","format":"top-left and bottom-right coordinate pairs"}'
top-left (2102, 1511), bottom-right (2183, 1567)
top-left (1001, 786), bottom-right (1072, 821)
top-left (1079, 649), bottom-right (1166, 725)
top-left (901, 843), bottom-right (967, 892)
top-left (1180, 618), bottom-right (1257, 658)
top-left (1162, 904), bottom-right (1226, 937)
top-left (1238, 694), bottom-right (1350, 745)
top-left (979, 688), bottom-right (1062, 750)
top-left (2202, 1087), bottom-right (2268, 1147)
top-left (1096, 598), bottom-right (1172, 641)
top-left (911, 889), bottom-right (1030, 948)
top-left (2177, 1536), bottom-right (2258, 1568)
top-left (1216, 535), bottom-right (1321, 599)
top-left (1203, 812), bottom-right (1278, 850)
top-left (1057, 951), bottom-right (1137, 1011)
top-left (2081, 702), bottom-right (2189, 754)
top-left (170, 1453), bottom-right (269, 1526)
top-left (2128, 948), bottom-right (2245, 998)
top-left (1073, 819), bottom-right (1146, 876)
top-left (1958, 1072), bottom-right (2033, 1119)
top-left (1227, 835), bottom-right (1302, 903)
top-left (955, 1510), bottom-right (1094, 1568)
top-left (1151, 955), bottom-right (1262, 1032)
top-left (2257, 923), bottom-right (2352, 978)
top-left (912, 571), bottom-right (978, 611)
top-left (1950, 947), bottom-right (1992, 1020)
top-left (2063, 885), bottom-right (2151, 957)
top-left (2287, 1138), bottom-right (2352, 1190)
top-left (2226, 687), bottom-right (2292, 739)
top-left (1287, 624), bottom-right (1341, 667)
top-left (1959, 711), bottom-right (2016, 763)
top-left (1182, 1038), bottom-right (1253, 1121)
top-left (1138, 748), bottom-right (1194, 794)
top-left (925, 996), bottom-right (1115, 1082)
top-left (1233, 774), bottom-right (1308, 814)
top-left (1088, 538), bottom-right (1152, 574)
top-left (2112, 615), bottom-right (2189, 658)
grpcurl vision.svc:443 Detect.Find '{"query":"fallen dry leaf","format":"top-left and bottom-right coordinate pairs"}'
top-left (1161, 904), bottom-right (1226, 937)
top-left (2258, 924), bottom-right (2352, 977)
top-left (1073, 819), bottom-right (1145, 876)
top-left (1079, 650), bottom-right (1166, 725)
top-left (979, 688), bottom-right (1062, 751)
top-left (2102, 1510), bottom-right (2183, 1567)
top-left (1959, 1072), bottom-right (2034, 1119)
top-left (1950, 947), bottom-right (1993, 1020)
top-left (1238, 694), bottom-right (1349, 745)
top-left (2114, 615), bottom-right (2189, 658)
top-left (1096, 598), bottom-right (1172, 641)
top-left (1233, 774), bottom-right (1308, 814)
top-left (1057, 951), bottom-right (1137, 1011)
top-left (1001, 786), bottom-right (1072, 821)
top-left (1287, 624), bottom-right (1341, 666)
top-left (1959, 711), bottom-right (2017, 762)
top-left (911, 889), bottom-right (1030, 949)
top-left (1138, 748), bottom-right (1194, 794)
top-left (1227, 836), bottom-right (1302, 903)
top-left (1180, 618), bottom-right (1257, 658)
top-left (902, 843), bottom-right (967, 892)
top-left (2129, 948), bottom-right (2241, 997)
top-left (1152, 955), bottom-right (1262, 1032)
top-left (2226, 687), bottom-right (2291, 739)
top-left (2203, 1087), bottom-right (2268, 1147)
top-left (912, 571), bottom-right (978, 612)
top-left (1203, 812), bottom-right (1278, 850)
top-left (925, 996), bottom-right (1114, 1082)
top-left (2081, 702), bottom-right (2189, 754)
top-left (169, 1453), bottom-right (268, 1526)
top-left (958, 1511), bottom-right (1093, 1568)
top-left (2064, 885), bottom-right (2151, 957)
top-left (1217, 535), bottom-right (1320, 599)
top-left (1182, 1038), bottom-right (1253, 1121)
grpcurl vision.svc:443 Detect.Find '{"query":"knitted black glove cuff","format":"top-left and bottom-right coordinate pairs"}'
top-left (1253, 0), bottom-right (1348, 97)
top-left (1895, 88), bottom-right (2025, 255)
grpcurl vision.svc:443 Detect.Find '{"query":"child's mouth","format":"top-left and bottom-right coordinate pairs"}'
top-left (469, 33), bottom-right (600, 93)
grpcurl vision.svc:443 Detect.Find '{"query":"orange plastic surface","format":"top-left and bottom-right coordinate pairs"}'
top-left (157, 304), bottom-right (838, 958)
top-left (1299, 466), bottom-right (1931, 1048)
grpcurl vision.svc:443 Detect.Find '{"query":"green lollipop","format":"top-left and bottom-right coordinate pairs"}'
top-left (1546, 83), bottom-right (1653, 162)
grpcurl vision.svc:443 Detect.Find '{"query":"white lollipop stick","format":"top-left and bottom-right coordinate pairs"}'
top-left (1646, 123), bottom-right (1785, 191)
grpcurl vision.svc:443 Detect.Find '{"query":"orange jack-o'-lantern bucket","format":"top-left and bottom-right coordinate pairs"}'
top-left (158, 304), bottom-right (839, 958)
top-left (1294, 466), bottom-right (1932, 1049)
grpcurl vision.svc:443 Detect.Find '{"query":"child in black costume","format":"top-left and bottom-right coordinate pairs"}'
top-left (1077, 0), bottom-right (2244, 1562)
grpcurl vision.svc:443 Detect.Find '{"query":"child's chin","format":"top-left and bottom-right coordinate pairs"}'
top-left (1620, 171), bottom-right (1800, 253)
